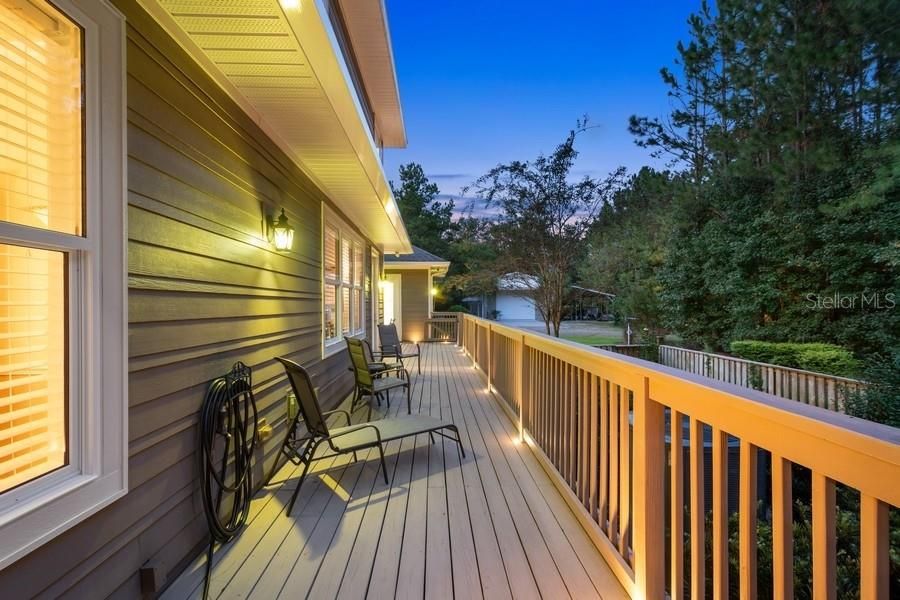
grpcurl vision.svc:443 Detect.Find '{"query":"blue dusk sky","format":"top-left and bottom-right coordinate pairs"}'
top-left (383, 0), bottom-right (703, 210)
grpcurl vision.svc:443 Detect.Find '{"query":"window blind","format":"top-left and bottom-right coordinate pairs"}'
top-left (0, 244), bottom-right (66, 493)
top-left (324, 225), bottom-right (338, 281)
top-left (0, 1), bottom-right (83, 236)
top-left (0, 1), bottom-right (81, 493)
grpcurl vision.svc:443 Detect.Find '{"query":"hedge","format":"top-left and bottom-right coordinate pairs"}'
top-left (729, 340), bottom-right (861, 378)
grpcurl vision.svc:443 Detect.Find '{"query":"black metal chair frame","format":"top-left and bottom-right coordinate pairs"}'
top-left (272, 357), bottom-right (465, 515)
top-left (378, 322), bottom-right (423, 374)
top-left (346, 337), bottom-right (411, 416)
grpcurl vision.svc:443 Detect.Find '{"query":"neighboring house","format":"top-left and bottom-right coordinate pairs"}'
top-left (0, 0), bottom-right (410, 595)
top-left (383, 246), bottom-right (450, 342)
top-left (464, 273), bottom-right (541, 321)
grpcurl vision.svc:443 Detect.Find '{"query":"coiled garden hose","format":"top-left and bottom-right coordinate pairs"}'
top-left (199, 362), bottom-right (258, 599)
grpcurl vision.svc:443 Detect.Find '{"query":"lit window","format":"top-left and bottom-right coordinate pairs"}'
top-left (0, 0), bottom-right (126, 569)
top-left (322, 212), bottom-right (366, 354)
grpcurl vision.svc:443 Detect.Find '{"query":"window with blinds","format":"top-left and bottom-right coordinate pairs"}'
top-left (322, 215), bottom-right (365, 351)
top-left (0, 0), bottom-right (82, 495)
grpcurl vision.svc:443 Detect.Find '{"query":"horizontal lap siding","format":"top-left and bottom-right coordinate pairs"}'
top-left (0, 1), bottom-right (369, 597)
top-left (387, 268), bottom-right (428, 342)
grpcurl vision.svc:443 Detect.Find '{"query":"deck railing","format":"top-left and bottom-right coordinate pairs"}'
top-left (599, 343), bottom-right (866, 412)
top-left (460, 315), bottom-right (899, 599)
top-left (426, 312), bottom-right (461, 343)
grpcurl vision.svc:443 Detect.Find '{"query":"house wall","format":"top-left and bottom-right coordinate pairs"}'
top-left (384, 268), bottom-right (429, 342)
top-left (0, 2), bottom-right (377, 597)
top-left (496, 291), bottom-right (540, 321)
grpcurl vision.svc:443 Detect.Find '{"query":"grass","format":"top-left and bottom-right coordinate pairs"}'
top-left (561, 334), bottom-right (623, 346)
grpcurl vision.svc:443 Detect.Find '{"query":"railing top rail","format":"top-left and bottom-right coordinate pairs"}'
top-left (461, 314), bottom-right (900, 504)
top-left (658, 344), bottom-right (866, 384)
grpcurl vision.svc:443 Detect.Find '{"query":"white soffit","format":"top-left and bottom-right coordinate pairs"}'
top-left (143, 0), bottom-right (411, 253)
top-left (335, 0), bottom-right (405, 147)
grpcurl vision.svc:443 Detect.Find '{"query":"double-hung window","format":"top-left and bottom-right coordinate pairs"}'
top-left (0, 0), bottom-right (126, 568)
top-left (323, 213), bottom-right (365, 355)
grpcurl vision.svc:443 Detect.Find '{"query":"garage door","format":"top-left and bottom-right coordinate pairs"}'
top-left (496, 293), bottom-right (537, 320)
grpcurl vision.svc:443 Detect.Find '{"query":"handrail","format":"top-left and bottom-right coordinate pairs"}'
top-left (459, 314), bottom-right (899, 599)
top-left (659, 344), bottom-right (865, 384)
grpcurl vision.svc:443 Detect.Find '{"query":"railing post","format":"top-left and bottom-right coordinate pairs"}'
top-left (486, 322), bottom-right (493, 392)
top-left (518, 334), bottom-right (526, 440)
top-left (633, 376), bottom-right (666, 599)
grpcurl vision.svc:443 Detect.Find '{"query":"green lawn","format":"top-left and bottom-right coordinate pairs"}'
top-left (561, 334), bottom-right (623, 346)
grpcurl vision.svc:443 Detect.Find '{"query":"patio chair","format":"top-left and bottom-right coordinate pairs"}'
top-left (378, 323), bottom-right (422, 374)
top-left (274, 357), bottom-right (465, 514)
top-left (345, 336), bottom-right (411, 416)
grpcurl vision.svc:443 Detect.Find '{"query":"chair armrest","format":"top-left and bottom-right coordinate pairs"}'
top-left (322, 409), bottom-right (352, 427)
top-left (374, 365), bottom-right (409, 380)
top-left (328, 423), bottom-right (383, 447)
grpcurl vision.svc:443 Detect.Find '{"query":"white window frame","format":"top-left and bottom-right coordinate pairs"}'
top-left (0, 0), bottom-right (127, 570)
top-left (323, 209), bottom-right (366, 357)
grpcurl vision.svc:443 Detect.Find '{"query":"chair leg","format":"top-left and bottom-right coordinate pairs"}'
top-left (450, 425), bottom-right (466, 459)
top-left (376, 443), bottom-right (388, 484)
top-left (286, 440), bottom-right (320, 515)
top-left (429, 431), bottom-right (435, 444)
top-left (406, 383), bottom-right (411, 414)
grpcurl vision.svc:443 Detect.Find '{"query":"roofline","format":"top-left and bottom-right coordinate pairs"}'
top-left (335, 0), bottom-right (406, 147)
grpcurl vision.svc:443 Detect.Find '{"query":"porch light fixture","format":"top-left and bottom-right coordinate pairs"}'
top-left (267, 208), bottom-right (295, 252)
top-left (430, 287), bottom-right (438, 296)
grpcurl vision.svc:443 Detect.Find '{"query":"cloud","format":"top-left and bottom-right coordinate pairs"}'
top-left (427, 173), bottom-right (470, 180)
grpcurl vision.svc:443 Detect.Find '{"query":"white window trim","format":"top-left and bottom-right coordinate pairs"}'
top-left (0, 0), bottom-right (127, 570)
top-left (323, 208), bottom-right (366, 358)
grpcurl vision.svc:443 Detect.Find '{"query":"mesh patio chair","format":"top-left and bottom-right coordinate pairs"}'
top-left (274, 357), bottom-right (465, 514)
top-left (345, 336), bottom-right (410, 417)
top-left (378, 322), bottom-right (422, 374)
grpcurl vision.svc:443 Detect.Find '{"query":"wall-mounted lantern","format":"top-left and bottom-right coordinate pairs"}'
top-left (267, 208), bottom-right (295, 252)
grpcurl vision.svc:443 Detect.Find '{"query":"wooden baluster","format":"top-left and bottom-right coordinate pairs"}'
top-left (690, 417), bottom-right (705, 600)
top-left (609, 384), bottom-right (620, 545)
top-left (671, 409), bottom-right (685, 600)
top-left (739, 440), bottom-right (757, 600)
top-left (589, 374), bottom-right (600, 520)
top-left (632, 377), bottom-right (665, 599)
top-left (563, 362), bottom-right (571, 481)
top-left (518, 337), bottom-right (526, 437)
top-left (619, 387), bottom-right (632, 557)
top-left (599, 378), bottom-right (609, 530)
top-left (712, 427), bottom-right (728, 599)
top-left (812, 473), bottom-right (835, 600)
top-left (569, 366), bottom-right (577, 488)
top-left (772, 454), bottom-right (793, 600)
top-left (860, 494), bottom-right (888, 599)
top-left (578, 371), bottom-right (593, 506)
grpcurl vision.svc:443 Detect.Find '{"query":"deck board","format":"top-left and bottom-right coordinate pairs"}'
top-left (163, 343), bottom-right (628, 600)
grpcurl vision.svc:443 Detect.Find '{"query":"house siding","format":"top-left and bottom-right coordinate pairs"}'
top-left (385, 268), bottom-right (429, 342)
top-left (0, 2), bottom-right (376, 597)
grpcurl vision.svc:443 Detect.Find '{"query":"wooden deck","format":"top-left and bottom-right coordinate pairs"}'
top-left (163, 343), bottom-right (627, 600)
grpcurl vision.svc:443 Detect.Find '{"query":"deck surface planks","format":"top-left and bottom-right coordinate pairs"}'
top-left (163, 343), bottom-right (628, 600)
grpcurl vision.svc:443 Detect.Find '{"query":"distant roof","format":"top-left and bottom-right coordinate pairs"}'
top-left (497, 272), bottom-right (539, 290)
top-left (570, 285), bottom-right (616, 298)
top-left (385, 245), bottom-right (449, 264)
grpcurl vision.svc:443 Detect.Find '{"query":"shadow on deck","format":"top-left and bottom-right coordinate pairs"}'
top-left (163, 343), bottom-right (627, 599)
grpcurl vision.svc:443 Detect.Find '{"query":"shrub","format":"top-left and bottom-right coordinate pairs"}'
top-left (845, 352), bottom-right (900, 428)
top-left (729, 340), bottom-right (861, 377)
top-left (445, 304), bottom-right (469, 313)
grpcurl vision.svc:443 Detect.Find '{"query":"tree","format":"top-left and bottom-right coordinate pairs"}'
top-left (628, 0), bottom-right (899, 358)
top-left (579, 168), bottom-right (677, 336)
top-left (466, 128), bottom-right (625, 336)
top-left (391, 163), bottom-right (454, 258)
